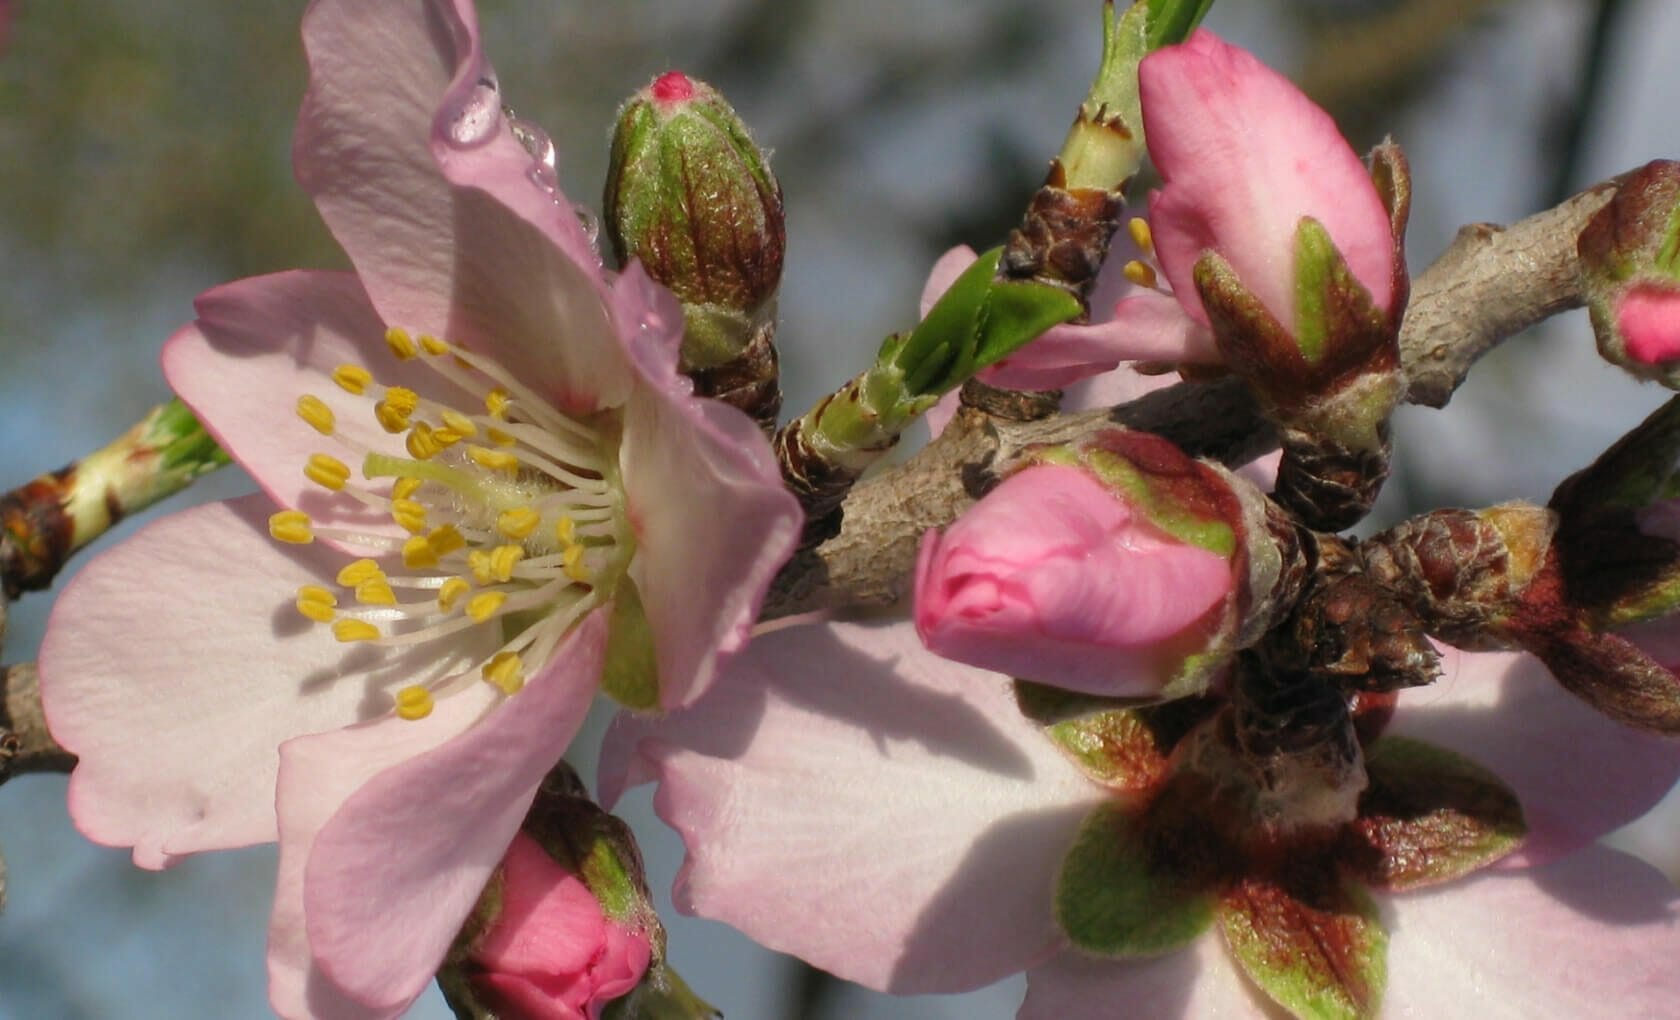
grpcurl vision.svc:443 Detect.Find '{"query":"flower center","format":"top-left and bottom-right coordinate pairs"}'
top-left (269, 327), bottom-right (631, 721)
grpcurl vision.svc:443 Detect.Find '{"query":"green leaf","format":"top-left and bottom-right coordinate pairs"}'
top-left (1045, 709), bottom-right (1174, 792)
top-left (972, 278), bottom-right (1085, 370)
top-left (1341, 736), bottom-right (1526, 891)
top-left (601, 577), bottom-right (661, 710)
top-left (1055, 803), bottom-right (1215, 956)
top-left (1144, 0), bottom-right (1216, 51)
top-left (1219, 871), bottom-right (1387, 1020)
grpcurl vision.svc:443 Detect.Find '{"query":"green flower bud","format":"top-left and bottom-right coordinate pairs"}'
top-left (605, 72), bottom-right (785, 371)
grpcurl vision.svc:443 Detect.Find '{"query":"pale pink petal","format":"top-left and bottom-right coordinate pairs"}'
top-left (613, 265), bottom-right (802, 709)
top-left (1232, 449), bottom-right (1281, 493)
top-left (1021, 938), bottom-right (1264, 1020)
top-left (916, 465), bottom-right (1232, 696)
top-left (1141, 31), bottom-right (1394, 330)
top-left (606, 619), bottom-right (1105, 993)
top-left (1617, 283), bottom-right (1680, 365)
top-left (1059, 363), bottom-right (1176, 414)
top-left (288, 608), bottom-right (610, 1014)
top-left (1389, 644), bottom-right (1680, 865)
top-left (924, 390), bottom-right (964, 439)
top-left (39, 495), bottom-right (491, 869)
top-left (296, 0), bottom-right (627, 413)
top-left (980, 291), bottom-right (1219, 390)
top-left (1385, 845), bottom-right (1680, 1016)
top-left (166, 271), bottom-right (458, 540)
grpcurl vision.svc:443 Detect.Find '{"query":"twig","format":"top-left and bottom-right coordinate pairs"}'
top-left (0, 663), bottom-right (74, 781)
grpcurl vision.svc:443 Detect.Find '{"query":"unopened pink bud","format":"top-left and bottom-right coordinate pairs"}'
top-left (1616, 284), bottom-right (1680, 367)
top-left (470, 832), bottom-right (653, 1020)
top-left (914, 462), bottom-right (1236, 697)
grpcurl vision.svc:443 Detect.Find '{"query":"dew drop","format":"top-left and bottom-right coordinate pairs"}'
top-left (446, 74), bottom-right (501, 147)
top-left (508, 112), bottom-right (560, 197)
top-left (574, 205), bottom-right (600, 246)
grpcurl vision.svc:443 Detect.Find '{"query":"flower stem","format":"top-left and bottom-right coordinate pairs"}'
top-left (0, 397), bottom-right (230, 596)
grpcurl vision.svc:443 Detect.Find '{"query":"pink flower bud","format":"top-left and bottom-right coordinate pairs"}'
top-left (1616, 284), bottom-right (1680, 366)
top-left (914, 458), bottom-right (1238, 698)
top-left (469, 832), bottom-right (653, 1020)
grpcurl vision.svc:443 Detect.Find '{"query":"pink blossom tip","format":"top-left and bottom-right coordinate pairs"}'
top-left (914, 463), bottom-right (1235, 697)
top-left (1617, 284), bottom-right (1680, 365)
top-left (469, 833), bottom-right (653, 1020)
top-left (650, 71), bottom-right (696, 105)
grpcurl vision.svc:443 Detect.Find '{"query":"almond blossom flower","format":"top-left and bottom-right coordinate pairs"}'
top-left (37, 1), bottom-right (798, 1017)
top-left (603, 622), bottom-right (1680, 1017)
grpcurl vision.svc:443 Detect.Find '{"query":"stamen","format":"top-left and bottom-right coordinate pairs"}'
top-left (1128, 216), bottom-right (1154, 254)
top-left (468, 446), bottom-right (520, 474)
top-left (297, 395), bottom-right (336, 435)
top-left (482, 651), bottom-right (525, 695)
top-left (355, 576), bottom-right (398, 606)
top-left (555, 516), bottom-right (577, 545)
top-left (295, 585), bottom-right (337, 623)
top-left (467, 591), bottom-right (507, 622)
top-left (1122, 259), bottom-right (1158, 289)
top-left (497, 507), bottom-right (541, 540)
top-left (407, 423), bottom-right (445, 460)
top-left (385, 327), bottom-right (419, 361)
top-left (375, 387), bottom-right (419, 433)
top-left (440, 410), bottom-right (479, 438)
top-left (394, 684), bottom-right (434, 720)
top-left (489, 545), bottom-right (524, 583)
top-left (486, 426), bottom-right (517, 447)
top-left (269, 511), bottom-right (314, 545)
top-left (437, 577), bottom-right (471, 612)
top-left (419, 333), bottom-right (450, 356)
top-left (305, 453), bottom-right (352, 491)
top-left (333, 619), bottom-right (382, 643)
top-left (427, 524), bottom-right (467, 556)
top-left (467, 550), bottom-right (495, 585)
top-left (563, 544), bottom-right (590, 583)
top-left (391, 499), bottom-right (428, 534)
top-left (332, 364), bottom-right (374, 395)
top-left (485, 388), bottom-right (511, 419)
top-left (402, 535), bottom-right (440, 569)
top-left (337, 559), bottom-right (382, 587)
top-left (391, 477), bottom-right (423, 501)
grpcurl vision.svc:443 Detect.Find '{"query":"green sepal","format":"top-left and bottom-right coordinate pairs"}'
top-left (1551, 395), bottom-right (1680, 513)
top-left (1044, 708), bottom-right (1173, 792)
top-left (1081, 448), bottom-right (1236, 557)
top-left (601, 577), bottom-right (661, 710)
top-left (898, 247), bottom-right (1081, 396)
top-left (1340, 736), bottom-right (1525, 891)
top-left (1219, 871), bottom-right (1387, 1020)
top-left (1144, 0), bottom-right (1215, 51)
top-left (1292, 218), bottom-right (1339, 363)
top-left (1055, 803), bottom-right (1216, 956)
top-left (601, 960), bottom-right (721, 1020)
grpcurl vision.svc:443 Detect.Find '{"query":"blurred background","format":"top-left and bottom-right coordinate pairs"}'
top-left (0, 0), bottom-right (1676, 1016)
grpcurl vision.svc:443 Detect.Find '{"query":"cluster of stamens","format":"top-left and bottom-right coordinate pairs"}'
top-left (270, 327), bottom-right (627, 721)
top-left (1120, 216), bottom-right (1166, 293)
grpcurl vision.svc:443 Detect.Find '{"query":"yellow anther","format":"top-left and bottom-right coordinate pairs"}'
top-left (384, 326), bottom-right (419, 361)
top-left (394, 685), bottom-right (435, 721)
top-left (482, 652), bottom-right (526, 696)
top-left (563, 543), bottom-right (591, 583)
top-left (466, 591), bottom-right (507, 622)
top-left (391, 477), bottom-right (423, 501)
top-left (269, 510), bottom-right (314, 545)
top-left (1122, 259), bottom-right (1158, 289)
top-left (489, 544), bottom-right (525, 583)
top-left (355, 577), bottom-right (398, 606)
top-left (332, 364), bottom-right (373, 395)
top-left (432, 426), bottom-right (467, 448)
top-left (402, 535), bottom-right (440, 569)
top-left (391, 499), bottom-right (428, 534)
top-left (486, 426), bottom-right (517, 447)
top-left (468, 446), bottom-right (520, 474)
top-left (437, 577), bottom-right (472, 612)
top-left (375, 400), bottom-right (413, 434)
top-left (485, 388), bottom-right (511, 419)
top-left (427, 524), bottom-right (466, 556)
top-left (406, 422), bottom-right (444, 460)
top-left (1128, 216), bottom-right (1154, 254)
top-left (384, 387), bottom-right (419, 414)
top-left (332, 619), bottom-right (382, 643)
top-left (419, 333), bottom-right (450, 356)
top-left (304, 453), bottom-right (351, 491)
top-left (295, 586), bottom-right (337, 623)
top-left (467, 549), bottom-right (495, 585)
top-left (440, 410), bottom-right (479, 438)
top-left (555, 516), bottom-right (577, 545)
top-left (497, 507), bottom-right (541, 540)
top-left (296, 394), bottom-right (336, 435)
top-left (336, 558), bottom-right (382, 587)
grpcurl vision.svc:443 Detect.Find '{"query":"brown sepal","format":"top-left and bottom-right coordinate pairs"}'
top-left (1360, 508), bottom-right (1532, 647)
top-left (685, 319), bottom-right (782, 434)
top-left (1367, 138), bottom-right (1412, 326)
top-left (1521, 627), bottom-right (1680, 734)
top-left (1273, 424), bottom-right (1392, 533)
top-left (1001, 178), bottom-right (1124, 308)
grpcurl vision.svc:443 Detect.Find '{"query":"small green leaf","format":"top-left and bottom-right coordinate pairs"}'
top-left (1045, 709), bottom-right (1173, 792)
top-left (972, 278), bottom-right (1085, 371)
top-left (1292, 218), bottom-right (1338, 364)
top-left (601, 577), bottom-right (661, 710)
top-left (1219, 871), bottom-right (1387, 1020)
top-left (1055, 803), bottom-right (1215, 956)
top-left (1341, 736), bottom-right (1526, 891)
top-left (1144, 0), bottom-right (1215, 51)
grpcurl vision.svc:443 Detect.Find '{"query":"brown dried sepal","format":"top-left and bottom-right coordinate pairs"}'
top-left (0, 468), bottom-right (76, 598)
top-left (1000, 168), bottom-right (1125, 310)
top-left (685, 319), bottom-right (782, 434)
top-left (1273, 424), bottom-right (1393, 533)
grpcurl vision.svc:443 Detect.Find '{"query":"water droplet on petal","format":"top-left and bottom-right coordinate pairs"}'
top-left (508, 112), bottom-right (561, 197)
top-left (446, 75), bottom-right (501, 147)
top-left (574, 205), bottom-right (600, 246)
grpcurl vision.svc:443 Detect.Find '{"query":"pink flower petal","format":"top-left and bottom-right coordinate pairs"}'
top-left (915, 465), bottom-right (1233, 696)
top-left (165, 271), bottom-right (457, 542)
top-left (1389, 644), bottom-right (1680, 866)
top-left (1021, 937), bottom-right (1263, 1019)
top-left (918, 245), bottom-right (980, 319)
top-left (605, 619), bottom-right (1104, 993)
top-left (283, 608), bottom-right (610, 1014)
top-left (39, 495), bottom-right (494, 870)
top-left (1617, 283), bottom-right (1680, 365)
top-left (1385, 845), bottom-right (1680, 1015)
top-left (296, 0), bottom-right (627, 414)
top-left (1141, 31), bottom-right (1394, 330)
top-left (612, 265), bottom-right (802, 709)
